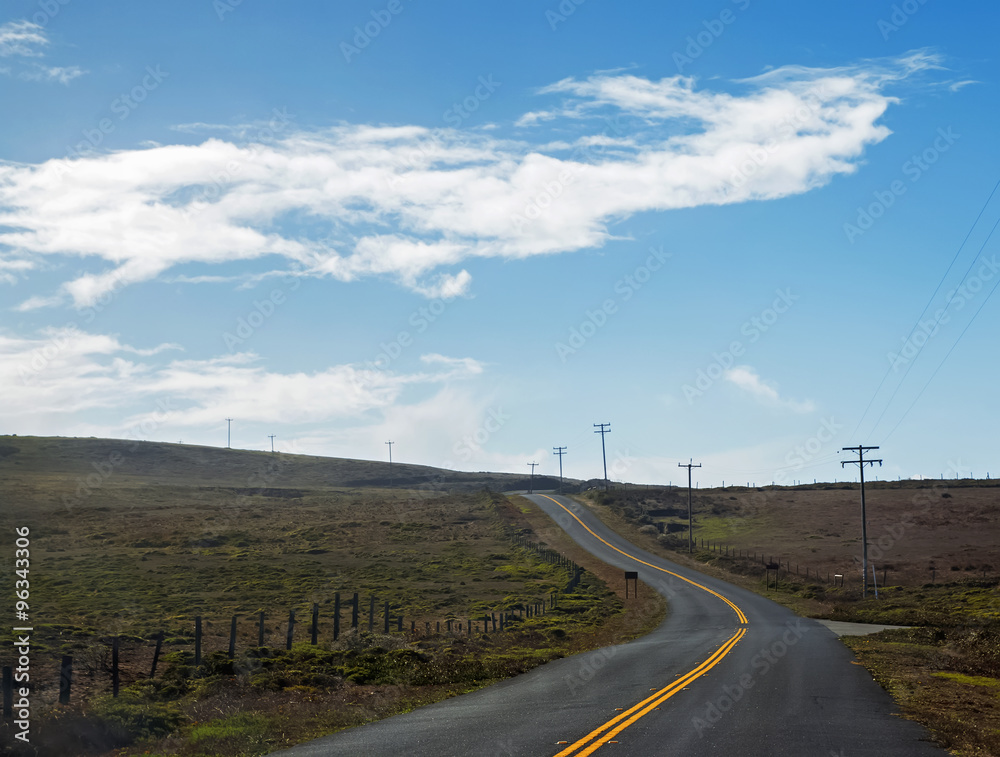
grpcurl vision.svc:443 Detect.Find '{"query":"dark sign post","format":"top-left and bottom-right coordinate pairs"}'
top-left (624, 571), bottom-right (638, 598)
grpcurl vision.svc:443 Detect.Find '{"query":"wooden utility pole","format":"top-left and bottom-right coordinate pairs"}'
top-left (678, 459), bottom-right (702, 553)
top-left (386, 440), bottom-right (394, 487)
top-left (842, 445), bottom-right (882, 598)
top-left (594, 423), bottom-right (611, 491)
top-left (553, 446), bottom-right (567, 494)
top-left (528, 462), bottom-right (538, 494)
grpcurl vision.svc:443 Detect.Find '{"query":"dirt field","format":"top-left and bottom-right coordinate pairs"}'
top-left (599, 480), bottom-right (1000, 589)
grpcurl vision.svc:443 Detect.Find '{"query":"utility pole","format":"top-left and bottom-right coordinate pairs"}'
top-left (386, 441), bottom-right (394, 488)
top-left (528, 462), bottom-right (538, 494)
top-left (594, 423), bottom-right (611, 491)
top-left (678, 458), bottom-right (702, 553)
top-left (553, 446), bottom-right (567, 494)
top-left (842, 445), bottom-right (882, 598)
top-left (225, 418), bottom-right (233, 449)
top-left (268, 434), bottom-right (276, 453)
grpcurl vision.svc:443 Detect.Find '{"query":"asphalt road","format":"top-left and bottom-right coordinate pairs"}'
top-left (272, 493), bottom-right (947, 756)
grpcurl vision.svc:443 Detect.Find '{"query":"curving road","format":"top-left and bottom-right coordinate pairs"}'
top-left (272, 493), bottom-right (946, 756)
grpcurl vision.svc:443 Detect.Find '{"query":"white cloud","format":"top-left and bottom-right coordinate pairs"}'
top-left (19, 63), bottom-right (86, 85)
top-left (0, 20), bottom-right (47, 57)
top-left (724, 366), bottom-right (815, 414)
top-left (0, 327), bottom-right (485, 440)
top-left (0, 53), bottom-right (935, 305)
top-left (0, 20), bottom-right (84, 84)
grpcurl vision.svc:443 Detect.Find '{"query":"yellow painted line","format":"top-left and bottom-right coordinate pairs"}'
top-left (553, 628), bottom-right (746, 756)
top-left (536, 495), bottom-right (747, 625)
top-left (532, 494), bottom-right (750, 756)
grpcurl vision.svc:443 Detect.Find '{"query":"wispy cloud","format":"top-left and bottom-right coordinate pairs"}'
top-left (0, 20), bottom-right (47, 57)
top-left (0, 20), bottom-right (85, 84)
top-left (0, 52), bottom-right (936, 305)
top-left (0, 327), bottom-right (485, 437)
top-left (19, 63), bottom-right (85, 85)
top-left (724, 366), bottom-right (815, 414)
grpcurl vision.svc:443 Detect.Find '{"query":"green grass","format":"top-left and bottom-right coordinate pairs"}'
top-left (0, 438), bottom-right (651, 757)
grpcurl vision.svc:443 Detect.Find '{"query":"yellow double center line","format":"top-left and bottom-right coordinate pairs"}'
top-left (535, 494), bottom-right (749, 755)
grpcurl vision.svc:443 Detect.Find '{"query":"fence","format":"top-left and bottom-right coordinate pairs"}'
top-left (698, 538), bottom-right (842, 586)
top-left (0, 584), bottom-right (575, 713)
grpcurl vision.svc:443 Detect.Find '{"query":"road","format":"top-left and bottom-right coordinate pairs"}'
top-left (272, 493), bottom-right (947, 756)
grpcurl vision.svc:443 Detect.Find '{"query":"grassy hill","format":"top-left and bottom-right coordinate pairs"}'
top-left (0, 435), bottom-right (575, 499)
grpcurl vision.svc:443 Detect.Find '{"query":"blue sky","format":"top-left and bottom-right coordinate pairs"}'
top-left (1, 0), bottom-right (998, 486)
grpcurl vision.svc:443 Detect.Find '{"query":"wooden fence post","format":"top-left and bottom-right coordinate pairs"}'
top-left (311, 604), bottom-right (319, 645)
top-left (383, 601), bottom-right (390, 634)
top-left (59, 655), bottom-right (73, 704)
top-left (112, 637), bottom-right (120, 697)
top-left (368, 596), bottom-right (375, 633)
top-left (2, 666), bottom-right (12, 719)
top-left (352, 593), bottom-right (359, 629)
top-left (195, 617), bottom-right (202, 667)
top-left (229, 616), bottom-right (238, 658)
top-left (258, 611), bottom-right (265, 647)
top-left (333, 594), bottom-right (341, 641)
top-left (150, 631), bottom-right (164, 678)
top-left (286, 610), bottom-right (295, 650)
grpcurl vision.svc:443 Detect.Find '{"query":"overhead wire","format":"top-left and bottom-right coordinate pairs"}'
top-left (850, 177), bottom-right (1000, 442)
top-left (866, 211), bottom-right (1000, 439)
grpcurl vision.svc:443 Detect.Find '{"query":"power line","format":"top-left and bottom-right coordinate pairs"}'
top-left (841, 445), bottom-right (882, 598)
top-left (868, 212), bottom-right (1000, 440)
top-left (553, 446), bottom-right (567, 494)
top-left (881, 266), bottom-right (1000, 443)
top-left (594, 423), bottom-right (611, 491)
top-left (852, 177), bottom-right (1000, 441)
top-left (678, 458), bottom-right (702, 553)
